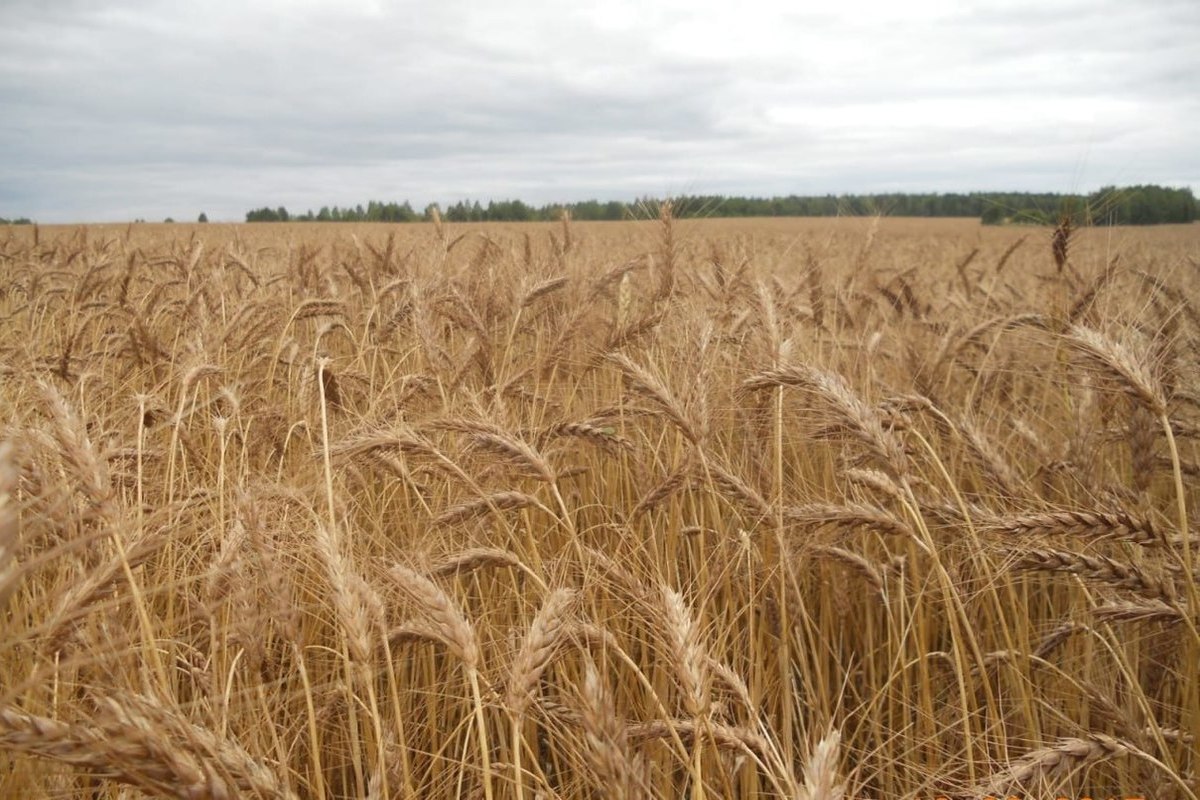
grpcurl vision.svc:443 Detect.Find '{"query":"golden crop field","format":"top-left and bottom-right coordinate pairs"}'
top-left (0, 214), bottom-right (1197, 799)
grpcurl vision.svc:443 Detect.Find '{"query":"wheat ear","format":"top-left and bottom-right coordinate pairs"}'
top-left (1011, 547), bottom-right (1178, 603)
top-left (743, 364), bottom-right (907, 476)
top-left (800, 728), bottom-right (845, 800)
top-left (607, 352), bottom-right (700, 443)
top-left (0, 441), bottom-right (18, 608)
top-left (978, 733), bottom-right (1138, 795)
top-left (507, 588), bottom-right (576, 800)
top-left (983, 509), bottom-right (1166, 545)
top-left (577, 660), bottom-right (639, 800)
top-left (389, 564), bottom-right (492, 800)
top-left (1063, 325), bottom-right (1190, 574)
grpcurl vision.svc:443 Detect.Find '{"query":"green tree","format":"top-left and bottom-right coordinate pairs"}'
top-left (198, 212), bottom-right (208, 223)
top-left (246, 207), bottom-right (283, 222)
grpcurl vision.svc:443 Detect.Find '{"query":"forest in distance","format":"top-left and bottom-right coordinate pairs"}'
top-left (4, 186), bottom-right (1194, 227)
top-left (240, 184), bottom-right (1198, 226)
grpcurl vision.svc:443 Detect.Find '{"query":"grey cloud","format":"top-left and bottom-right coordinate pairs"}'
top-left (1, 0), bottom-right (1197, 222)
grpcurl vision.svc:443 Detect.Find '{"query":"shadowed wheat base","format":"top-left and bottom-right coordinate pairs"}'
top-left (0, 217), bottom-right (1198, 799)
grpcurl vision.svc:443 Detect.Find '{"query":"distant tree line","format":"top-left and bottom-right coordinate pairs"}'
top-left (245, 201), bottom-right (420, 223)
top-left (980, 185), bottom-right (1197, 226)
top-left (244, 185), bottom-right (1196, 225)
top-left (0, 217), bottom-right (34, 225)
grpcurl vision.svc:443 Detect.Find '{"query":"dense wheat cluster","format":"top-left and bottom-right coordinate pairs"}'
top-left (0, 214), bottom-right (1197, 799)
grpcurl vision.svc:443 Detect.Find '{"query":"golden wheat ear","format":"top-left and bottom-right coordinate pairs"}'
top-left (800, 728), bottom-right (846, 800)
top-left (506, 588), bottom-right (576, 717)
top-left (576, 659), bottom-right (639, 800)
top-left (0, 441), bottom-right (18, 606)
top-left (977, 734), bottom-right (1140, 797)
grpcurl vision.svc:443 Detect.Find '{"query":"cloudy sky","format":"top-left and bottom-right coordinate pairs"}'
top-left (1, 0), bottom-right (1197, 223)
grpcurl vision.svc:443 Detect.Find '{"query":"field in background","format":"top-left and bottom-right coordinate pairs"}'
top-left (1, 215), bottom-right (1197, 799)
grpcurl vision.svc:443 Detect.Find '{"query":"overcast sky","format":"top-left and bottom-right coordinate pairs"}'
top-left (1, 0), bottom-right (1197, 223)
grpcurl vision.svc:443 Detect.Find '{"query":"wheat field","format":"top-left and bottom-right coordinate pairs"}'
top-left (0, 213), bottom-right (1197, 799)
